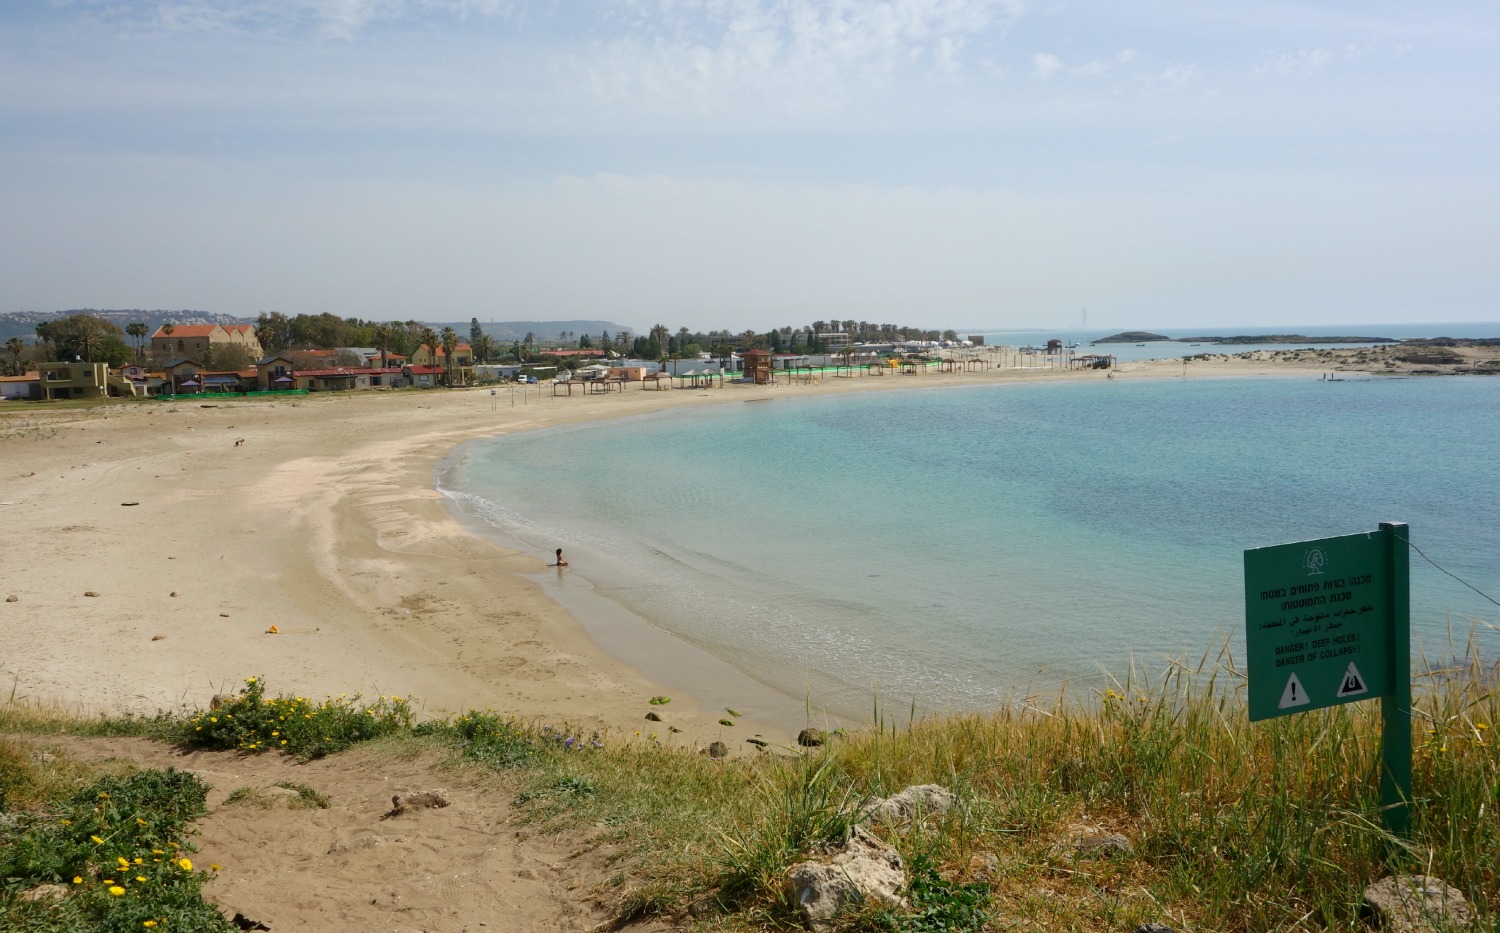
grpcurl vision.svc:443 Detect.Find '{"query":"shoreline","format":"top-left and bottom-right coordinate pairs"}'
top-left (0, 352), bottom-right (1444, 755)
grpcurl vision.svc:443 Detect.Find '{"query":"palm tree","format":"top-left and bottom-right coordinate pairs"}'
top-left (648, 323), bottom-right (669, 359)
top-left (5, 337), bottom-right (24, 375)
top-left (126, 322), bottom-right (147, 361)
top-left (373, 324), bottom-right (391, 368)
top-left (440, 326), bottom-right (458, 386)
top-left (418, 327), bottom-right (439, 368)
top-left (69, 316), bottom-right (107, 362)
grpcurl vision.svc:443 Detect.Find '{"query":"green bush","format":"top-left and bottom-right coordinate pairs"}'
top-left (178, 677), bottom-right (412, 760)
top-left (0, 769), bottom-right (231, 932)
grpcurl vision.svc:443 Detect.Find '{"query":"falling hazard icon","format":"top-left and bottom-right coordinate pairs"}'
top-left (1278, 672), bottom-right (1310, 709)
top-left (1336, 662), bottom-right (1369, 698)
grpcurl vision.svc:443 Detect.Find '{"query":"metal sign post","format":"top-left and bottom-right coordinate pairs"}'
top-left (1244, 523), bottom-right (1411, 836)
top-left (1379, 522), bottom-right (1412, 838)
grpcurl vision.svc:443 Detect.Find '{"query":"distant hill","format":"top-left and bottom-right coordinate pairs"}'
top-left (0, 309), bottom-right (246, 341)
top-left (0, 312), bottom-right (635, 344)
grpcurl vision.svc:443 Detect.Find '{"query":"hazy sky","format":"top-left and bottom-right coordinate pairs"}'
top-left (3, 1), bottom-right (1497, 332)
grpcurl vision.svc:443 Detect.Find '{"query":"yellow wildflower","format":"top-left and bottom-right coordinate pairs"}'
top-left (177, 858), bottom-right (193, 871)
top-left (109, 886), bottom-right (125, 896)
top-left (145, 922), bottom-right (158, 928)
top-left (118, 857), bottom-right (130, 868)
top-left (136, 875), bottom-right (147, 882)
top-left (91, 835), bottom-right (104, 844)
top-left (72, 877), bottom-right (82, 884)
top-left (210, 864), bottom-right (222, 872)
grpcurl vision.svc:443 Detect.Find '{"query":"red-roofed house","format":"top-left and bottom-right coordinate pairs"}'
top-left (407, 343), bottom-right (472, 386)
top-left (150, 324), bottom-right (262, 359)
top-left (404, 364), bottom-right (445, 388)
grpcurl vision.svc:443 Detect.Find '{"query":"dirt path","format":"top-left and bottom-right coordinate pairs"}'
top-left (13, 734), bottom-right (674, 933)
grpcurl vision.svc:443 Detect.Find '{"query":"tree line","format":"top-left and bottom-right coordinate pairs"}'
top-left (2, 311), bottom-right (967, 377)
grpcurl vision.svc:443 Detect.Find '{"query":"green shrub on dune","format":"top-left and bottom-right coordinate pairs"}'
top-left (177, 676), bottom-right (413, 760)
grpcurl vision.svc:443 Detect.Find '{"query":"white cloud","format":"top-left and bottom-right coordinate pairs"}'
top-left (59, 0), bottom-right (517, 40)
top-left (574, 0), bottom-right (1025, 113)
top-left (1029, 47), bottom-right (1148, 80)
top-left (1251, 41), bottom-right (1377, 80)
top-left (1031, 52), bottom-right (1061, 78)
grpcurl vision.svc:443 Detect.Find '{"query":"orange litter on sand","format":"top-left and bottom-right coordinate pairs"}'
top-left (266, 624), bottom-right (279, 634)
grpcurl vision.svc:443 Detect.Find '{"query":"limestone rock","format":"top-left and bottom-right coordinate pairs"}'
top-left (1132, 924), bottom-right (1180, 933)
top-left (786, 826), bottom-right (907, 928)
top-left (5, 595), bottom-right (17, 603)
top-left (797, 728), bottom-right (827, 747)
top-left (210, 694), bottom-right (233, 710)
top-left (1363, 875), bottom-right (1472, 933)
top-left (864, 784), bottom-right (957, 824)
top-left (84, 591), bottom-right (99, 598)
top-left (389, 789), bottom-right (451, 815)
top-left (18, 884), bottom-right (68, 904)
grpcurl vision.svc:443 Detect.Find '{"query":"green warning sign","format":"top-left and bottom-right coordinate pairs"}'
top-left (1244, 531), bottom-right (1392, 721)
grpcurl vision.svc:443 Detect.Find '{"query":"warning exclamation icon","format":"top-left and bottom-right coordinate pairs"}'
top-left (1278, 672), bottom-right (1310, 709)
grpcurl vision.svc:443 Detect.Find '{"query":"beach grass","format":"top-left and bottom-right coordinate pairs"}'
top-left (443, 647), bottom-right (1497, 932)
top-left (2, 653), bottom-right (1496, 931)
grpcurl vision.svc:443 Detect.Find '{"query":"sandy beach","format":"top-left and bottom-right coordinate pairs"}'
top-left (0, 350), bottom-right (1402, 752)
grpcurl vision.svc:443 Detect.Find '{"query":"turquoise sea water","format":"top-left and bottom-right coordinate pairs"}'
top-left (441, 374), bottom-right (1500, 719)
